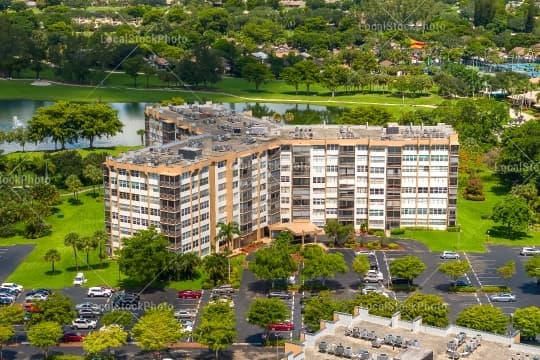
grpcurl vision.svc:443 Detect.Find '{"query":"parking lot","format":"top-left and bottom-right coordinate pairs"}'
top-left (0, 245), bottom-right (35, 283)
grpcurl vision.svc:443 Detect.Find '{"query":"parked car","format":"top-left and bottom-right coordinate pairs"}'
top-left (71, 318), bottom-right (97, 330)
top-left (489, 293), bottom-right (516, 302)
top-left (25, 293), bottom-right (48, 301)
top-left (174, 310), bottom-right (196, 319)
top-left (78, 308), bottom-right (101, 318)
top-left (268, 322), bottom-right (294, 331)
top-left (73, 272), bottom-right (85, 286)
top-left (355, 250), bottom-right (375, 256)
top-left (267, 291), bottom-right (291, 300)
top-left (363, 270), bottom-right (384, 283)
top-left (0, 288), bottom-right (19, 298)
top-left (212, 285), bottom-right (234, 295)
top-left (361, 286), bottom-right (381, 295)
top-left (26, 288), bottom-right (51, 297)
top-left (440, 251), bottom-right (460, 260)
top-left (520, 247), bottom-right (540, 256)
top-left (454, 279), bottom-right (472, 287)
top-left (178, 290), bottom-right (202, 299)
top-left (62, 331), bottom-right (87, 342)
top-left (87, 287), bottom-right (112, 297)
top-left (180, 319), bottom-right (193, 332)
top-left (1, 283), bottom-right (23, 293)
top-left (75, 302), bottom-right (101, 311)
top-left (113, 294), bottom-right (139, 309)
top-left (0, 296), bottom-right (13, 305)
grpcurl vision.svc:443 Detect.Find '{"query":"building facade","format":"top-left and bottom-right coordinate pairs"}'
top-left (103, 103), bottom-right (458, 255)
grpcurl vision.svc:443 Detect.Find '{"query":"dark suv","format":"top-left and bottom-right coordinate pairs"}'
top-left (113, 293), bottom-right (139, 309)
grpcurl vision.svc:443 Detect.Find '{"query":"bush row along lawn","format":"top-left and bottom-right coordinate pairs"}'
top-left (405, 172), bottom-right (540, 252)
top-left (0, 77), bottom-right (442, 110)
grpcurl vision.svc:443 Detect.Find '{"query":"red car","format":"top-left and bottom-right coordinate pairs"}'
top-left (62, 332), bottom-right (86, 342)
top-left (178, 290), bottom-right (202, 299)
top-left (268, 322), bottom-right (294, 331)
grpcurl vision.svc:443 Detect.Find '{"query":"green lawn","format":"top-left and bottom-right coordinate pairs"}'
top-left (0, 78), bottom-right (442, 111)
top-left (0, 194), bottom-right (122, 289)
top-left (404, 172), bottom-right (540, 252)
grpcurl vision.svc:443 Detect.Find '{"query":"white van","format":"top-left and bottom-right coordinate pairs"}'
top-left (73, 273), bottom-right (85, 286)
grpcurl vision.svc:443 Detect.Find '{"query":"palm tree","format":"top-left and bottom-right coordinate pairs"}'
top-left (93, 230), bottom-right (109, 267)
top-left (136, 129), bottom-right (145, 146)
top-left (78, 236), bottom-right (98, 269)
top-left (44, 248), bottom-right (61, 274)
top-left (64, 232), bottom-right (81, 271)
top-left (216, 222), bottom-right (240, 252)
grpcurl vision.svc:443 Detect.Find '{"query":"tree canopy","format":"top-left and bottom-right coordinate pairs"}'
top-left (389, 256), bottom-right (426, 285)
top-left (131, 305), bottom-right (182, 353)
top-left (246, 297), bottom-right (290, 329)
top-left (456, 304), bottom-right (508, 334)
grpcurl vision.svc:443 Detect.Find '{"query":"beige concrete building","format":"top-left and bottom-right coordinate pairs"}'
top-left (103, 102), bottom-right (459, 255)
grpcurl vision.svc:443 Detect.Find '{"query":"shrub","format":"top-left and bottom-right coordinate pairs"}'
top-left (481, 285), bottom-right (511, 293)
top-left (367, 241), bottom-right (381, 250)
top-left (390, 228), bottom-right (405, 236)
top-left (447, 226), bottom-right (461, 232)
top-left (372, 230), bottom-right (385, 237)
top-left (344, 236), bottom-right (357, 249)
top-left (387, 243), bottom-right (400, 250)
top-left (0, 224), bottom-right (16, 238)
top-left (450, 286), bottom-right (477, 293)
top-left (464, 194), bottom-right (486, 201)
top-left (480, 214), bottom-right (490, 220)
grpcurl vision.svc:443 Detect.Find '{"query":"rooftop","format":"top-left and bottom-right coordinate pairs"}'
top-left (109, 103), bottom-right (457, 168)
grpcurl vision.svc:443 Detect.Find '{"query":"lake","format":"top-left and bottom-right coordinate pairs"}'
top-left (0, 101), bottom-right (346, 153)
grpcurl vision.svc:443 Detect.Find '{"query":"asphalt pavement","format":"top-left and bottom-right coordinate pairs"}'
top-left (0, 244), bottom-right (35, 283)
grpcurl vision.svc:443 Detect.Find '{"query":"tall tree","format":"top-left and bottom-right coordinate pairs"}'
top-left (249, 233), bottom-right (297, 288)
top-left (524, 256), bottom-right (540, 282)
top-left (78, 103), bottom-right (123, 149)
top-left (281, 66), bottom-right (302, 95)
top-left (216, 221), bottom-right (240, 251)
top-left (242, 62), bottom-right (274, 91)
top-left (246, 297), bottom-right (289, 330)
top-left (64, 232), bottom-right (81, 271)
top-left (29, 293), bottom-right (76, 325)
top-left (118, 228), bottom-right (170, 285)
top-left (202, 253), bottom-right (228, 287)
top-left (44, 248), bottom-right (61, 274)
top-left (302, 245), bottom-right (348, 285)
top-left (513, 306), bottom-right (540, 340)
top-left (320, 65), bottom-right (346, 97)
top-left (438, 260), bottom-right (471, 283)
top-left (83, 165), bottom-right (102, 196)
top-left (400, 293), bottom-right (449, 327)
top-left (492, 196), bottom-right (532, 237)
top-left (524, 0), bottom-right (536, 32)
top-left (77, 235), bottom-right (98, 269)
top-left (83, 324), bottom-right (128, 357)
top-left (389, 256), bottom-right (427, 287)
top-left (194, 302), bottom-right (236, 359)
top-left (100, 310), bottom-right (134, 329)
top-left (136, 129), bottom-right (145, 146)
top-left (324, 220), bottom-right (353, 246)
top-left (122, 55), bottom-right (145, 88)
top-left (352, 255), bottom-right (370, 277)
top-left (473, 0), bottom-right (496, 26)
top-left (497, 260), bottom-right (516, 288)
top-left (456, 305), bottom-right (508, 334)
top-left (131, 305), bottom-right (182, 356)
top-left (27, 321), bottom-right (63, 359)
top-left (65, 174), bottom-right (83, 200)
top-left (93, 230), bottom-right (108, 267)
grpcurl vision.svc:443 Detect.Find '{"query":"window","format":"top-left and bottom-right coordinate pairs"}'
top-left (418, 187), bottom-right (428, 193)
top-left (218, 183), bottom-right (226, 191)
top-left (326, 165), bottom-right (338, 172)
top-left (181, 207), bottom-right (191, 216)
top-left (356, 165), bottom-right (368, 172)
top-left (326, 208), bottom-right (338, 215)
top-left (150, 208), bottom-right (159, 216)
top-left (401, 208), bottom-right (416, 215)
top-left (369, 209), bottom-right (384, 216)
top-left (217, 160), bottom-right (226, 168)
top-left (402, 187), bottom-right (416, 193)
top-left (370, 156), bottom-right (385, 163)
top-left (356, 208), bottom-right (367, 215)
top-left (312, 198), bottom-right (325, 205)
top-left (429, 208), bottom-right (447, 215)
top-left (281, 176), bottom-right (290, 182)
top-left (370, 167), bottom-right (385, 174)
top-left (369, 178), bottom-right (384, 185)
top-left (402, 155), bottom-right (417, 161)
top-left (312, 177), bottom-right (325, 184)
top-left (218, 171), bottom-right (226, 180)
top-left (369, 199), bottom-right (384, 205)
top-left (327, 144), bottom-right (339, 151)
top-left (370, 188), bottom-right (384, 195)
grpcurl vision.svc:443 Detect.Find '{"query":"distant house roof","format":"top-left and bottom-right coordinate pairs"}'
top-left (511, 47), bottom-right (527, 56)
top-left (379, 60), bottom-right (394, 67)
top-left (251, 52), bottom-right (269, 61)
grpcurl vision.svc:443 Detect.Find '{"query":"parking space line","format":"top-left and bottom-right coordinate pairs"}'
top-left (463, 252), bottom-right (493, 307)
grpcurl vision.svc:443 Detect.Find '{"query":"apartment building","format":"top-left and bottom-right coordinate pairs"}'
top-left (103, 102), bottom-right (458, 255)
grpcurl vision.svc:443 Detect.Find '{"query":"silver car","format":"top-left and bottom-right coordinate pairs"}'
top-left (440, 251), bottom-right (460, 260)
top-left (489, 293), bottom-right (516, 302)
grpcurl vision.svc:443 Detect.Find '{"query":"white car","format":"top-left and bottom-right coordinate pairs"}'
top-left (71, 318), bottom-right (97, 330)
top-left (0, 294), bottom-right (15, 302)
top-left (363, 270), bottom-right (384, 283)
top-left (73, 273), bottom-right (85, 287)
top-left (25, 293), bottom-right (48, 301)
top-left (87, 287), bottom-right (112, 297)
top-left (520, 247), bottom-right (540, 256)
top-left (174, 310), bottom-right (196, 319)
top-left (355, 250), bottom-right (375, 256)
top-left (361, 286), bottom-right (382, 295)
top-left (75, 302), bottom-right (101, 311)
top-left (1, 283), bottom-right (23, 293)
top-left (440, 251), bottom-right (460, 260)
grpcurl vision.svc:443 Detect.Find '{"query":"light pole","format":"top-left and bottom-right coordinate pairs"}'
top-left (274, 333), bottom-right (280, 360)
